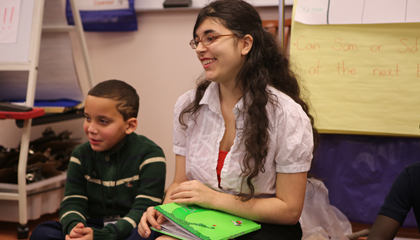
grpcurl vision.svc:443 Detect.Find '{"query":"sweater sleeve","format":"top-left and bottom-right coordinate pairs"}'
top-left (92, 144), bottom-right (166, 240)
top-left (59, 154), bottom-right (89, 236)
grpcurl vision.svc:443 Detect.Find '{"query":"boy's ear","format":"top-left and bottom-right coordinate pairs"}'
top-left (241, 34), bottom-right (253, 56)
top-left (125, 118), bottom-right (138, 134)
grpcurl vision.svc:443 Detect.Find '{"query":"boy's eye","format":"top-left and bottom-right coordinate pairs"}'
top-left (100, 119), bottom-right (108, 124)
top-left (85, 116), bottom-right (91, 121)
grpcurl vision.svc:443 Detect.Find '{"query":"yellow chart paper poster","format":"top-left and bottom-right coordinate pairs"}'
top-left (290, 21), bottom-right (420, 136)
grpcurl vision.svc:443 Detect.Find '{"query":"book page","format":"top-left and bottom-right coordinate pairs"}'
top-left (153, 220), bottom-right (200, 240)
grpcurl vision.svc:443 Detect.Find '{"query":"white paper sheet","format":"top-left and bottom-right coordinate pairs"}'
top-left (0, 0), bottom-right (21, 44)
top-left (75, 0), bottom-right (129, 11)
top-left (294, 0), bottom-right (420, 25)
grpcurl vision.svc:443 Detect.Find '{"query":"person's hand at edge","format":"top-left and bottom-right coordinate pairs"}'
top-left (67, 223), bottom-right (85, 239)
top-left (138, 206), bottom-right (167, 238)
top-left (170, 180), bottom-right (218, 209)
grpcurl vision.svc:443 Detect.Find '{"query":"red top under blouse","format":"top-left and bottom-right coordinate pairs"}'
top-left (217, 150), bottom-right (228, 188)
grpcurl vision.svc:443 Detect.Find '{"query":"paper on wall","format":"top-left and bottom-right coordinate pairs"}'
top-left (294, 0), bottom-right (420, 25)
top-left (289, 18), bottom-right (420, 136)
top-left (0, 0), bottom-right (21, 44)
top-left (75, 0), bottom-right (129, 11)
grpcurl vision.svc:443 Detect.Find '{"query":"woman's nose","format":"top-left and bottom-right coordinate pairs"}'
top-left (195, 42), bottom-right (207, 53)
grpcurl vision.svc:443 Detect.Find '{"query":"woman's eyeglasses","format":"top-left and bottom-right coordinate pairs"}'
top-left (189, 34), bottom-right (236, 49)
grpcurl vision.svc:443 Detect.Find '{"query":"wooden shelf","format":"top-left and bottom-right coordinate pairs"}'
top-left (15, 108), bottom-right (83, 128)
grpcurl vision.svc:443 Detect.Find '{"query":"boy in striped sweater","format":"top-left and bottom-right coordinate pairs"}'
top-left (30, 80), bottom-right (166, 240)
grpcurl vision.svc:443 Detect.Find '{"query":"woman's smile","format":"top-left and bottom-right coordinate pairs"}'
top-left (201, 58), bottom-right (216, 69)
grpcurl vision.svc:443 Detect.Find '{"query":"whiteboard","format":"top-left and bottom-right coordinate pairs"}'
top-left (0, 0), bottom-right (34, 63)
top-left (0, 0), bottom-right (84, 102)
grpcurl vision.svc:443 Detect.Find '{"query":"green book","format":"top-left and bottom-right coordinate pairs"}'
top-left (151, 203), bottom-right (261, 240)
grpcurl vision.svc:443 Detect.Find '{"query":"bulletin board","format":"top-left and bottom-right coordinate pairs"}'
top-left (289, 0), bottom-right (420, 136)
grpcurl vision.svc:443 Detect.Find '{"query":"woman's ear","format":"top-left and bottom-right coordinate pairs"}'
top-left (241, 34), bottom-right (254, 56)
top-left (125, 118), bottom-right (138, 134)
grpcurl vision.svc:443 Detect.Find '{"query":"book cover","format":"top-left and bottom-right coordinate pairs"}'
top-left (152, 203), bottom-right (261, 240)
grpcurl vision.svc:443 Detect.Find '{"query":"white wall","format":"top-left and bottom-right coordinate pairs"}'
top-left (0, 4), bottom-right (288, 189)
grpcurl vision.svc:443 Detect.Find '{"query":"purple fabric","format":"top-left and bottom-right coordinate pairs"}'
top-left (310, 134), bottom-right (420, 227)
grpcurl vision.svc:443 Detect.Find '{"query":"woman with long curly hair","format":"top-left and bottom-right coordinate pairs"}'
top-left (138, 0), bottom-right (318, 239)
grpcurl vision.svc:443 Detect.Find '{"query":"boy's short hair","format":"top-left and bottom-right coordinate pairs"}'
top-left (88, 79), bottom-right (139, 120)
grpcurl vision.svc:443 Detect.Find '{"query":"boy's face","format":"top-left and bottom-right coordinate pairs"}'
top-left (83, 95), bottom-right (135, 152)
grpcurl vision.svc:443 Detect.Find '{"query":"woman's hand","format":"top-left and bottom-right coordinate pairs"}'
top-left (169, 180), bottom-right (219, 209)
top-left (138, 206), bottom-right (167, 238)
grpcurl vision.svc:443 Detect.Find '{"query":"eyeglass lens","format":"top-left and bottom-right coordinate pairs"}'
top-left (190, 36), bottom-right (215, 49)
top-left (190, 34), bottom-right (234, 49)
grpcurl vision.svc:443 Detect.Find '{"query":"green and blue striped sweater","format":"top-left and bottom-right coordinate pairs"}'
top-left (59, 132), bottom-right (166, 240)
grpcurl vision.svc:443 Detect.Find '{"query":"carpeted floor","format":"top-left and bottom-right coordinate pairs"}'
top-left (1, 212), bottom-right (419, 240)
top-left (0, 211), bottom-right (59, 240)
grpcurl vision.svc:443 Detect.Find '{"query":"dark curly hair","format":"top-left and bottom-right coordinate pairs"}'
top-left (180, 0), bottom-right (319, 201)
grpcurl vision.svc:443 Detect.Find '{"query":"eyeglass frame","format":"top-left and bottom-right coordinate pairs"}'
top-left (189, 34), bottom-right (236, 49)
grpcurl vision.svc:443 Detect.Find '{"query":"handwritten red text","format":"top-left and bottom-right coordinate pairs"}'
top-left (294, 36), bottom-right (321, 51)
top-left (370, 44), bottom-right (383, 52)
top-left (398, 38), bottom-right (418, 53)
top-left (332, 38), bottom-right (358, 51)
top-left (309, 61), bottom-right (322, 75)
top-left (337, 61), bottom-right (356, 75)
top-left (373, 64), bottom-right (400, 76)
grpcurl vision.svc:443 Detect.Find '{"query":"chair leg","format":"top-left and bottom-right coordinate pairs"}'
top-left (17, 223), bottom-right (29, 239)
